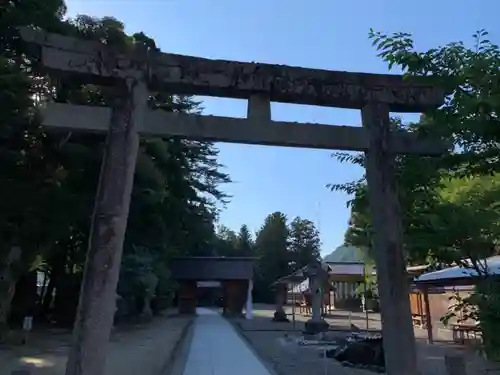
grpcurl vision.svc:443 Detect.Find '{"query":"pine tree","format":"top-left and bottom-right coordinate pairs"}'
top-left (236, 224), bottom-right (253, 256)
top-left (253, 212), bottom-right (289, 302)
top-left (288, 217), bottom-right (321, 271)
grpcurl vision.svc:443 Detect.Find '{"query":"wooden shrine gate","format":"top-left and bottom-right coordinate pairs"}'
top-left (171, 257), bottom-right (255, 315)
top-left (20, 27), bottom-right (446, 375)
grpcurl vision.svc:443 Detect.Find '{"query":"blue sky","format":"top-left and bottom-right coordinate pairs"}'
top-left (65, 0), bottom-right (497, 256)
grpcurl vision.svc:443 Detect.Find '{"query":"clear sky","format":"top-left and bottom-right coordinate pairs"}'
top-left (65, 0), bottom-right (497, 256)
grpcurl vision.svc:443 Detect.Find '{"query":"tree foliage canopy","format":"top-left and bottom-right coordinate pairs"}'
top-left (332, 27), bottom-right (500, 358)
top-left (0, 2), bottom-right (232, 331)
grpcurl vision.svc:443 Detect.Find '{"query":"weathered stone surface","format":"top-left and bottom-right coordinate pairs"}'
top-left (20, 28), bottom-right (445, 112)
top-left (64, 79), bottom-right (147, 375)
top-left (303, 262), bottom-right (330, 335)
top-left (42, 103), bottom-right (447, 155)
top-left (362, 102), bottom-right (419, 375)
top-left (247, 94), bottom-right (271, 121)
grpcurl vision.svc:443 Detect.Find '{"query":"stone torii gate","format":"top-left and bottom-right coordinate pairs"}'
top-left (21, 28), bottom-right (446, 375)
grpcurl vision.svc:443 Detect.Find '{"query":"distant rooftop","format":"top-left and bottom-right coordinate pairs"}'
top-left (415, 256), bottom-right (500, 286)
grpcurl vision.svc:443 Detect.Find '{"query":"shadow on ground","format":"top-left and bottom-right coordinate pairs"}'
top-left (0, 311), bottom-right (193, 375)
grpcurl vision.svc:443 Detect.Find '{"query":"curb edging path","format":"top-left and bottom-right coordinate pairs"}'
top-left (160, 316), bottom-right (195, 375)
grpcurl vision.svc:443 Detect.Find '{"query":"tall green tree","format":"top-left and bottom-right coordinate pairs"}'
top-left (288, 217), bottom-right (321, 271)
top-left (213, 224), bottom-right (254, 257)
top-left (330, 118), bottom-right (443, 265)
top-left (236, 224), bottom-right (254, 256)
top-left (253, 212), bottom-right (289, 302)
top-left (0, 0), bottom-right (70, 337)
top-left (215, 225), bottom-right (238, 256)
top-left (369, 28), bottom-right (500, 178)
top-left (334, 28), bottom-right (500, 358)
top-left (362, 28), bottom-right (500, 266)
top-left (0, 7), bottom-right (231, 336)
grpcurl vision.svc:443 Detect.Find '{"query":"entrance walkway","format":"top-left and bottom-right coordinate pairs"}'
top-left (182, 308), bottom-right (272, 375)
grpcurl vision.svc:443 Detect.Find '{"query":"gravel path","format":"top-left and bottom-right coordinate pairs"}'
top-left (239, 329), bottom-right (369, 375)
top-left (0, 311), bottom-right (193, 375)
top-left (234, 305), bottom-right (500, 375)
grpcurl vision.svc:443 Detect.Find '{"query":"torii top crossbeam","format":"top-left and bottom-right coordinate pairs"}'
top-left (20, 28), bottom-right (444, 113)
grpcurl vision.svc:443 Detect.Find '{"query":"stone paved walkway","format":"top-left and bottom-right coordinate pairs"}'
top-left (183, 308), bottom-right (272, 375)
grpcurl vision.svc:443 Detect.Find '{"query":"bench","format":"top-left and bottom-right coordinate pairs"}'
top-left (451, 323), bottom-right (481, 344)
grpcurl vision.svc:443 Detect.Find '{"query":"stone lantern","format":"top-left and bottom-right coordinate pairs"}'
top-left (304, 261), bottom-right (329, 334)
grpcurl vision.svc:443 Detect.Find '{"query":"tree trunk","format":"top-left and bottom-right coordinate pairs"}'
top-left (0, 247), bottom-right (22, 340)
top-left (0, 276), bottom-right (17, 339)
top-left (41, 275), bottom-right (56, 318)
top-left (64, 78), bottom-right (147, 375)
top-left (10, 271), bottom-right (38, 326)
top-left (41, 253), bottom-right (66, 320)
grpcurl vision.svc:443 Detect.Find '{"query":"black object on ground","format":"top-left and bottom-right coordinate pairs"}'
top-left (303, 319), bottom-right (329, 334)
top-left (272, 310), bottom-right (290, 322)
top-left (330, 335), bottom-right (385, 373)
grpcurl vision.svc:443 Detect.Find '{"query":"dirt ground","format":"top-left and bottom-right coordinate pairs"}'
top-left (233, 304), bottom-right (500, 375)
top-left (0, 311), bottom-right (193, 375)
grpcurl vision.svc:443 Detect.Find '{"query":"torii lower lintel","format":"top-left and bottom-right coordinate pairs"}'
top-left (42, 102), bottom-right (447, 155)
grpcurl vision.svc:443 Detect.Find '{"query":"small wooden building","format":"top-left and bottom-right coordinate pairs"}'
top-left (412, 256), bottom-right (500, 343)
top-left (326, 261), bottom-right (368, 310)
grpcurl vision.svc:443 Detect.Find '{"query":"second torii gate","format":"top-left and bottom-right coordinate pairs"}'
top-left (21, 27), bottom-right (446, 375)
